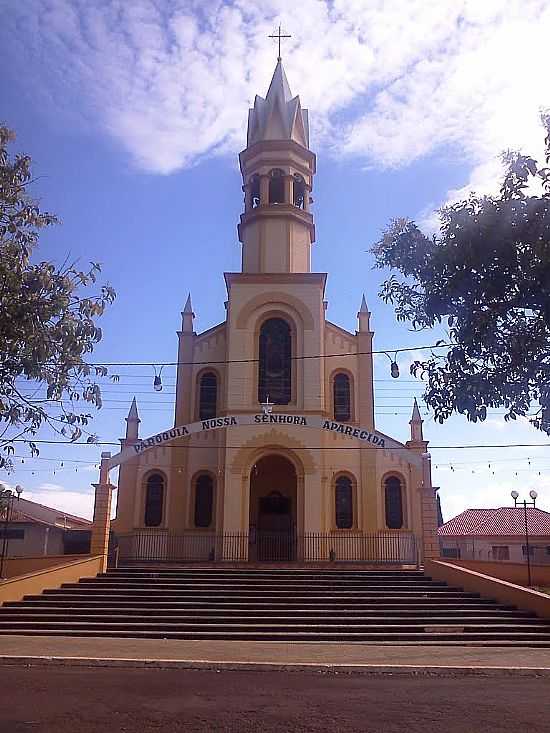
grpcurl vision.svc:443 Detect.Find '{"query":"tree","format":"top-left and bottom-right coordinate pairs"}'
top-left (0, 125), bottom-right (116, 470)
top-left (371, 113), bottom-right (550, 433)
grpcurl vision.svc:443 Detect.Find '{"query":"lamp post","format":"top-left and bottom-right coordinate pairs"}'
top-left (510, 489), bottom-right (538, 588)
top-left (0, 485), bottom-right (23, 579)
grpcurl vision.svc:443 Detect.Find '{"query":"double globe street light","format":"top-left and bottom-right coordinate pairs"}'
top-left (510, 489), bottom-right (538, 587)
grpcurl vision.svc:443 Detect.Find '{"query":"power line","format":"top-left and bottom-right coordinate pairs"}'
top-left (85, 341), bottom-right (452, 368)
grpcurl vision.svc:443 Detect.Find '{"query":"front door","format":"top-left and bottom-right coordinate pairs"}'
top-left (257, 491), bottom-right (295, 561)
top-left (249, 454), bottom-right (298, 562)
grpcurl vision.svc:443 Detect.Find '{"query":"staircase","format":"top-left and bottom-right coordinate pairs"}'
top-left (1, 567), bottom-right (550, 645)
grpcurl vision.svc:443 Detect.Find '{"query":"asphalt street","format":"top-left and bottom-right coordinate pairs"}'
top-left (1, 666), bottom-right (549, 732)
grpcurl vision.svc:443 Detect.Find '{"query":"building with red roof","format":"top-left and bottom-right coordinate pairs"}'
top-left (438, 507), bottom-right (550, 563)
top-left (2, 497), bottom-right (91, 558)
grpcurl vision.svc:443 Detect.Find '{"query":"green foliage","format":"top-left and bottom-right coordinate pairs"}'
top-left (0, 125), bottom-right (116, 469)
top-left (371, 113), bottom-right (550, 432)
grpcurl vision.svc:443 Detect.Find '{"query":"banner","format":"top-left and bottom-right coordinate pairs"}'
top-left (107, 413), bottom-right (418, 469)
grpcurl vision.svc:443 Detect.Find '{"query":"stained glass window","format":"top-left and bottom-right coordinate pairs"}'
top-left (194, 474), bottom-right (214, 528)
top-left (199, 372), bottom-right (217, 420)
top-left (335, 475), bottom-right (353, 529)
top-left (144, 473), bottom-right (164, 527)
top-left (333, 373), bottom-right (351, 421)
top-left (258, 318), bottom-right (292, 405)
top-left (385, 476), bottom-right (404, 529)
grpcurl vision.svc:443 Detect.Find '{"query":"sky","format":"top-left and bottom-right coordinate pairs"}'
top-left (1, 0), bottom-right (550, 521)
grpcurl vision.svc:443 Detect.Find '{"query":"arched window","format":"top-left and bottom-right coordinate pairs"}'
top-left (198, 372), bottom-right (217, 420)
top-left (335, 475), bottom-right (353, 529)
top-left (268, 168), bottom-right (285, 204)
top-left (250, 174), bottom-right (260, 208)
top-left (194, 474), bottom-right (214, 528)
top-left (385, 476), bottom-right (404, 529)
top-left (293, 173), bottom-right (306, 209)
top-left (333, 373), bottom-right (351, 422)
top-left (258, 318), bottom-right (292, 405)
top-left (144, 473), bottom-right (164, 527)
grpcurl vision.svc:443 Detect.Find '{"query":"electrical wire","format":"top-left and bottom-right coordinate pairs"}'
top-left (84, 341), bottom-right (452, 368)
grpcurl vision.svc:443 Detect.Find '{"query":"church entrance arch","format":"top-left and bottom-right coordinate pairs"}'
top-left (249, 454), bottom-right (297, 561)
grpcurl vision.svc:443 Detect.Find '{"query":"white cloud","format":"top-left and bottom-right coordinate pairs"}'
top-left (3, 0), bottom-right (550, 206)
top-left (24, 483), bottom-right (95, 520)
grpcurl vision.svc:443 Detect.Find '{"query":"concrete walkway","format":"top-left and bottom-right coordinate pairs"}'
top-left (1, 635), bottom-right (550, 676)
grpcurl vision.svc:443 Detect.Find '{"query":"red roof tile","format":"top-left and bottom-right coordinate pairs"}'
top-left (438, 507), bottom-right (550, 538)
top-left (438, 509), bottom-right (496, 536)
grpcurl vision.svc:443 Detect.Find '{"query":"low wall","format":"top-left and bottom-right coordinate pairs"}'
top-left (426, 559), bottom-right (550, 620)
top-left (3, 555), bottom-right (91, 580)
top-left (445, 559), bottom-right (550, 588)
top-left (0, 555), bottom-right (103, 605)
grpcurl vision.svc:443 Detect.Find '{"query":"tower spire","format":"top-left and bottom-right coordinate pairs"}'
top-left (357, 294), bottom-right (370, 331)
top-left (182, 293), bottom-right (195, 332)
top-left (125, 396), bottom-right (140, 441)
top-left (238, 57), bottom-right (315, 274)
top-left (409, 397), bottom-right (424, 442)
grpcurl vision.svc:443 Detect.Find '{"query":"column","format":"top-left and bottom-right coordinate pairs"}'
top-left (90, 452), bottom-right (114, 573)
top-left (260, 175), bottom-right (269, 206)
top-left (284, 175), bottom-right (293, 205)
top-left (420, 452), bottom-right (440, 561)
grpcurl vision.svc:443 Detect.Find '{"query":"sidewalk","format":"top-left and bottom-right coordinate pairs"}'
top-left (1, 635), bottom-right (550, 676)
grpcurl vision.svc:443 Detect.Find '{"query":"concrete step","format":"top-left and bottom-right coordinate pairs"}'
top-left (67, 582), bottom-right (455, 593)
top-left (52, 585), bottom-right (481, 597)
top-left (0, 626), bottom-right (549, 645)
top-left (1, 569), bottom-right (543, 646)
top-left (5, 595), bottom-right (520, 616)
top-left (27, 592), bottom-right (491, 605)
top-left (0, 612), bottom-right (544, 626)
top-left (1, 617), bottom-right (549, 633)
top-left (100, 573), bottom-right (433, 582)
top-left (87, 578), bottom-right (446, 589)
top-left (1, 627), bottom-right (549, 647)
top-left (0, 605), bottom-right (531, 618)
top-left (110, 568), bottom-right (426, 578)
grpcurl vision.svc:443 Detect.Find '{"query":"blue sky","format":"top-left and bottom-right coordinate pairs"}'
top-left (1, 0), bottom-right (550, 520)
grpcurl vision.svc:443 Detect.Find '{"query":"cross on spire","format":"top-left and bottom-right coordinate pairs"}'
top-left (269, 24), bottom-right (291, 61)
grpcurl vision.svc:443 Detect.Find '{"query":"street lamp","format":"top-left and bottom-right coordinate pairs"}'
top-left (511, 489), bottom-right (538, 587)
top-left (381, 352), bottom-right (400, 379)
top-left (0, 484), bottom-right (23, 579)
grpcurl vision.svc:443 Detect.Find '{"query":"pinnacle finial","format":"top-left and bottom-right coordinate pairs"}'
top-left (127, 396), bottom-right (140, 422)
top-left (360, 294), bottom-right (368, 313)
top-left (409, 397), bottom-right (424, 442)
top-left (183, 293), bottom-right (193, 314)
top-left (125, 396), bottom-right (140, 440)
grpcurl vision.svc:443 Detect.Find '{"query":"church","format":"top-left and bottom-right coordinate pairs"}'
top-left (107, 59), bottom-right (440, 566)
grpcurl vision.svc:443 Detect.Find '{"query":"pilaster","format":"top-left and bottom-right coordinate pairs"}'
top-left (420, 453), bottom-right (440, 561)
top-left (90, 453), bottom-right (114, 573)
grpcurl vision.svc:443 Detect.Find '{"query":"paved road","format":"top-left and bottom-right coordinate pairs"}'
top-left (0, 667), bottom-right (548, 732)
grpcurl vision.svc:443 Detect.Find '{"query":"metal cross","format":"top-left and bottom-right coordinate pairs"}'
top-left (261, 395), bottom-right (274, 415)
top-left (269, 24), bottom-right (291, 61)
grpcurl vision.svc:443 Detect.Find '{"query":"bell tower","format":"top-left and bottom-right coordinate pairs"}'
top-left (238, 60), bottom-right (316, 273)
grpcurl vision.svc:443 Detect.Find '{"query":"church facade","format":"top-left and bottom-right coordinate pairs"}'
top-left (110, 61), bottom-right (439, 565)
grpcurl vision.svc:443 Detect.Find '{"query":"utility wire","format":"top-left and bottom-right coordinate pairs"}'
top-left (85, 341), bottom-right (452, 368)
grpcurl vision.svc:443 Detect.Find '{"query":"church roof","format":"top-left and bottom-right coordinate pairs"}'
top-left (247, 60), bottom-right (310, 148)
